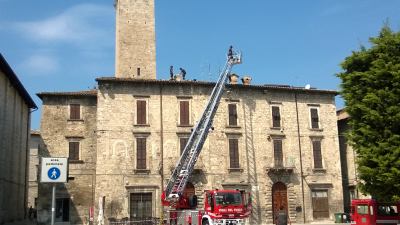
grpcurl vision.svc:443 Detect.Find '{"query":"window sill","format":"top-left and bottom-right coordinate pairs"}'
top-left (313, 168), bottom-right (326, 173)
top-left (134, 169), bottom-right (150, 174)
top-left (134, 124), bottom-right (150, 127)
top-left (69, 160), bottom-right (84, 164)
top-left (228, 168), bottom-right (243, 173)
top-left (177, 124), bottom-right (193, 127)
top-left (226, 125), bottom-right (241, 129)
top-left (270, 127), bottom-right (282, 130)
top-left (67, 119), bottom-right (84, 122)
top-left (309, 128), bottom-right (323, 132)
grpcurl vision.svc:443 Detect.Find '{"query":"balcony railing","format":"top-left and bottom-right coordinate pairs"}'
top-left (266, 157), bottom-right (295, 174)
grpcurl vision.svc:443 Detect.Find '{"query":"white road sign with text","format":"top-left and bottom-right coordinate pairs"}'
top-left (40, 157), bottom-right (68, 183)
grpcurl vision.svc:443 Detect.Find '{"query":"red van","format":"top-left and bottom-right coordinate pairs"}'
top-left (351, 199), bottom-right (400, 225)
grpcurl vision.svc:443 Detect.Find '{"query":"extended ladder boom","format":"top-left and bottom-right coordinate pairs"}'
top-left (165, 50), bottom-right (242, 200)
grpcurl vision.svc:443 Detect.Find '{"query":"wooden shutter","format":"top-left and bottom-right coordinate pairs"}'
top-left (70, 104), bottom-right (80, 120)
top-left (313, 140), bottom-right (323, 168)
top-left (272, 106), bottom-right (281, 128)
top-left (310, 108), bottom-right (319, 128)
top-left (137, 100), bottom-right (147, 124)
top-left (136, 138), bottom-right (146, 169)
top-left (69, 142), bottom-right (79, 160)
top-left (228, 104), bottom-right (238, 126)
top-left (229, 139), bottom-right (239, 168)
top-left (180, 101), bottom-right (189, 125)
top-left (180, 138), bottom-right (189, 155)
top-left (273, 139), bottom-right (283, 167)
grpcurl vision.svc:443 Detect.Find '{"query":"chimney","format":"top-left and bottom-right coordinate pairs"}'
top-left (228, 74), bottom-right (239, 84)
top-left (241, 75), bottom-right (252, 85)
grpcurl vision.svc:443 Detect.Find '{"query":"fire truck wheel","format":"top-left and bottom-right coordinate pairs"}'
top-left (202, 220), bottom-right (210, 225)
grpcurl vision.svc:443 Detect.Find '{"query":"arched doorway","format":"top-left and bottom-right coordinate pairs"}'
top-left (272, 182), bottom-right (288, 224)
top-left (183, 182), bottom-right (195, 198)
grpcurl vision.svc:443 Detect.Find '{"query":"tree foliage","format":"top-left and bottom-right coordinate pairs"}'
top-left (337, 25), bottom-right (400, 201)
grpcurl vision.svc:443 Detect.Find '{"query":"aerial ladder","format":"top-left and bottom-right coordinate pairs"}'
top-left (164, 48), bottom-right (241, 201)
top-left (162, 48), bottom-right (251, 225)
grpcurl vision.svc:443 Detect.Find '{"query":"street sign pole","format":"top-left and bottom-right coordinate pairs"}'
top-left (40, 157), bottom-right (68, 225)
top-left (51, 184), bottom-right (56, 225)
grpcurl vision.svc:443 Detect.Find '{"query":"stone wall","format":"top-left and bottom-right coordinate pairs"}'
top-left (0, 70), bottom-right (31, 224)
top-left (93, 80), bottom-right (343, 224)
top-left (28, 132), bottom-right (42, 212)
top-left (115, 0), bottom-right (156, 79)
top-left (37, 95), bottom-right (97, 225)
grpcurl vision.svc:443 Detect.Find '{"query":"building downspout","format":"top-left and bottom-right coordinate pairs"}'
top-left (295, 92), bottom-right (306, 223)
top-left (159, 85), bottom-right (164, 213)
top-left (25, 107), bottom-right (38, 218)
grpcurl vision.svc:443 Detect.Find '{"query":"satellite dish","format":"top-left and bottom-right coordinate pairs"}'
top-left (305, 84), bottom-right (311, 89)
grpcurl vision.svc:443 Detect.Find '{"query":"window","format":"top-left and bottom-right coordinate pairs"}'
top-left (312, 140), bottom-right (323, 169)
top-left (180, 137), bottom-right (189, 155)
top-left (69, 104), bottom-right (80, 120)
top-left (310, 108), bottom-right (320, 129)
top-left (273, 139), bottom-right (283, 167)
top-left (271, 106), bottom-right (281, 128)
top-left (69, 141), bottom-right (80, 161)
top-left (137, 67), bottom-right (141, 76)
top-left (349, 187), bottom-right (356, 200)
top-left (136, 138), bottom-right (147, 169)
top-left (179, 100), bottom-right (190, 125)
top-left (56, 198), bottom-right (69, 222)
top-left (137, 100), bottom-right (147, 125)
top-left (356, 205), bottom-right (369, 215)
top-left (378, 205), bottom-right (398, 216)
top-left (130, 193), bottom-right (152, 220)
top-left (228, 104), bottom-right (238, 126)
top-left (229, 139), bottom-right (239, 168)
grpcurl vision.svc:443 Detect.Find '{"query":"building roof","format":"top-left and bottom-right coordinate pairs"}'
top-left (31, 130), bottom-right (41, 136)
top-left (37, 89), bottom-right (97, 100)
top-left (337, 108), bottom-right (350, 121)
top-left (0, 53), bottom-right (37, 109)
top-left (95, 77), bottom-right (338, 95)
top-left (36, 77), bottom-right (338, 99)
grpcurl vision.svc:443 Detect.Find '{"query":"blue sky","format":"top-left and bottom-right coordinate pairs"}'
top-left (1, 0), bottom-right (399, 130)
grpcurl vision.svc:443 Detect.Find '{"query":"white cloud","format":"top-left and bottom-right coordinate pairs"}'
top-left (20, 54), bottom-right (59, 75)
top-left (14, 3), bottom-right (113, 45)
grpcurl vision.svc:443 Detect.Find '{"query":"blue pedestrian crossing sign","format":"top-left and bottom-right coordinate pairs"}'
top-left (41, 157), bottom-right (68, 183)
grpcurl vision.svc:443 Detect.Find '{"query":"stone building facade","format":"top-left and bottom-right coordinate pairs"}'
top-left (37, 80), bottom-right (343, 224)
top-left (0, 53), bottom-right (37, 224)
top-left (28, 130), bottom-right (44, 215)
top-left (337, 109), bottom-right (368, 213)
top-left (35, 0), bottom-right (343, 224)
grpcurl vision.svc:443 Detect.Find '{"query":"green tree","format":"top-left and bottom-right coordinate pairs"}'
top-left (337, 25), bottom-right (400, 202)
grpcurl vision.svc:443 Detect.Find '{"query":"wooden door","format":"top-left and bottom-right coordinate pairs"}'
top-left (312, 190), bottom-right (329, 218)
top-left (272, 182), bottom-right (288, 224)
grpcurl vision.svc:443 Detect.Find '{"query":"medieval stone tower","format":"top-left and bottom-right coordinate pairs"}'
top-left (115, 0), bottom-right (156, 79)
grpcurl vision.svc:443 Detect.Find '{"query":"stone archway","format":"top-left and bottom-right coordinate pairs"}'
top-left (272, 182), bottom-right (288, 224)
top-left (183, 182), bottom-right (195, 198)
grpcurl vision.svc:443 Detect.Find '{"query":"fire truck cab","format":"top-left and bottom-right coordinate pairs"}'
top-left (351, 199), bottom-right (400, 225)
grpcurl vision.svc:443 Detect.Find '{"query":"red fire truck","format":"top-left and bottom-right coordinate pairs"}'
top-left (351, 199), bottom-right (400, 225)
top-left (160, 48), bottom-right (252, 225)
